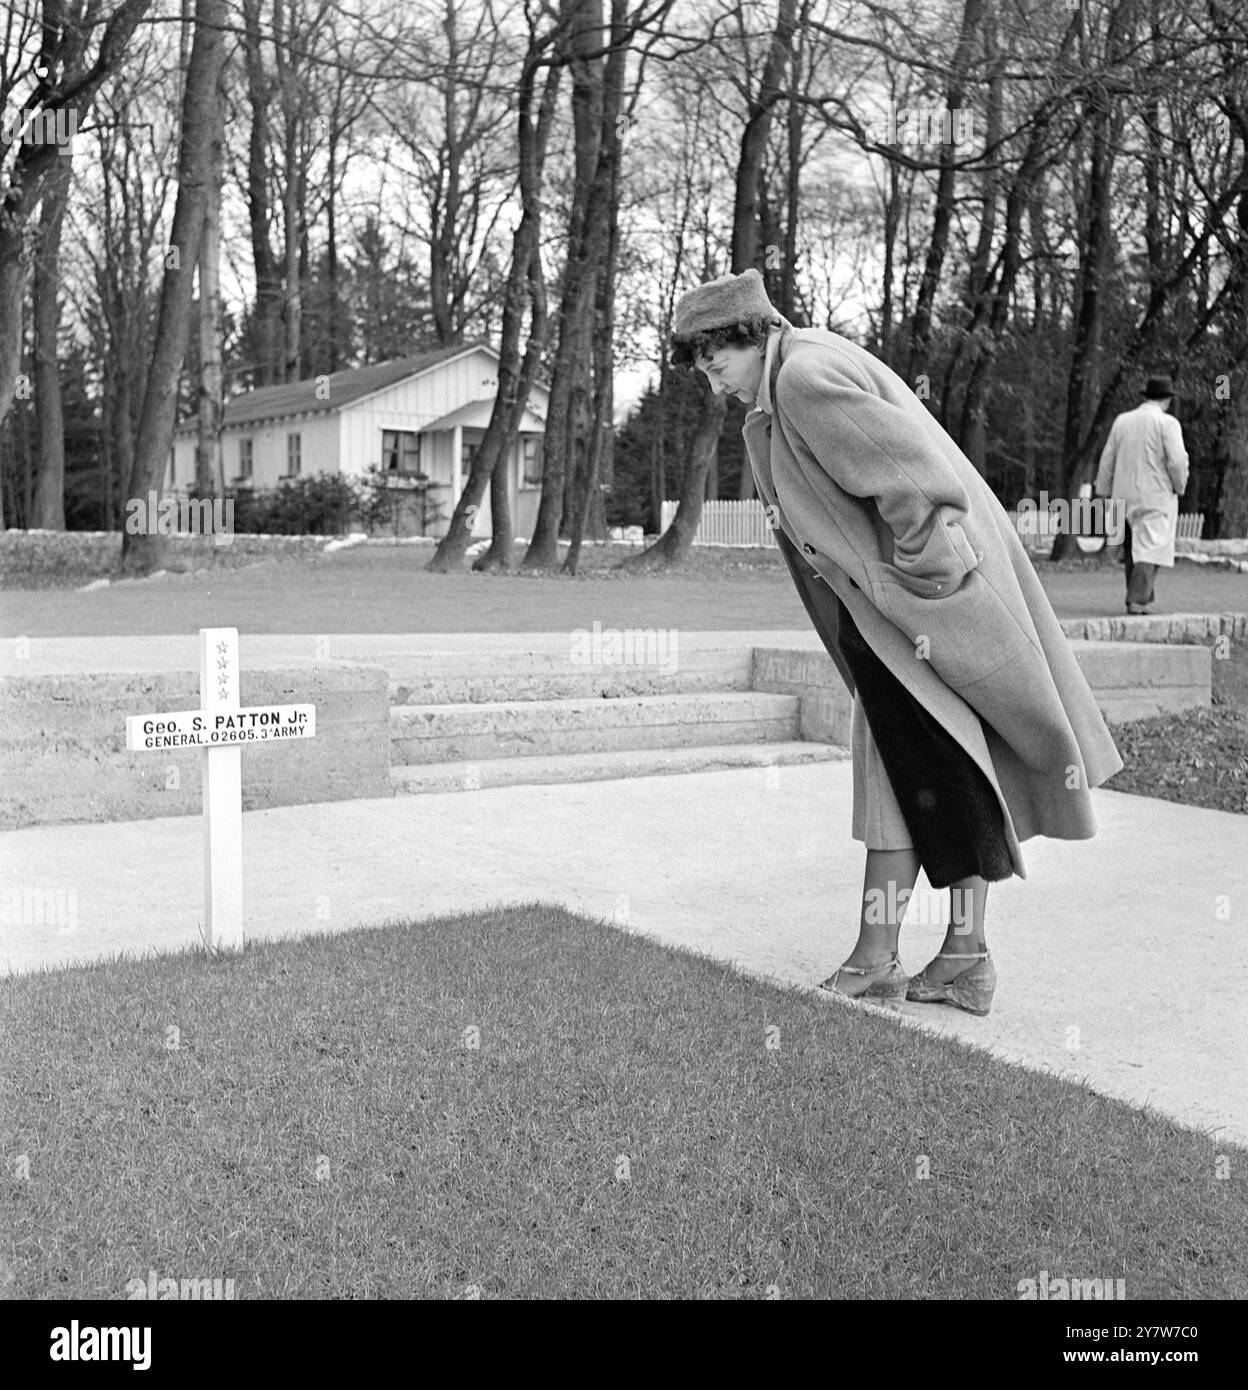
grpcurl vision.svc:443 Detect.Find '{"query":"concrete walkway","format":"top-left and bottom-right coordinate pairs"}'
top-left (0, 628), bottom-right (829, 676)
top-left (3, 761), bottom-right (1246, 1151)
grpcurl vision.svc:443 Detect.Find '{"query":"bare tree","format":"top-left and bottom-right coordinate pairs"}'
top-left (623, 0), bottom-right (797, 567)
top-left (0, 0), bottom-right (153, 527)
top-left (195, 54), bottom-right (227, 497)
top-left (426, 5), bottom-right (563, 573)
top-left (31, 155), bottom-right (73, 528)
top-left (120, 0), bottom-right (229, 574)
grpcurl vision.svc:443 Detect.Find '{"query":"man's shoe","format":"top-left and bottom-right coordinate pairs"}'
top-left (1126, 603), bottom-right (1152, 615)
top-left (905, 950), bottom-right (996, 1016)
top-left (819, 953), bottom-right (908, 1002)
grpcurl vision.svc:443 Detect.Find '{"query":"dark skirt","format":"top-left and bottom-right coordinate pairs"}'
top-left (835, 594), bottom-right (1015, 887)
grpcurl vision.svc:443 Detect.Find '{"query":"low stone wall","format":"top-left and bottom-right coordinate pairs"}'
top-left (0, 664), bottom-right (389, 830)
top-left (752, 637), bottom-right (1212, 744)
top-left (0, 528), bottom-right (337, 589)
top-left (751, 648), bottom-right (854, 744)
top-left (1058, 612), bottom-right (1246, 643)
top-left (1175, 538), bottom-right (1248, 556)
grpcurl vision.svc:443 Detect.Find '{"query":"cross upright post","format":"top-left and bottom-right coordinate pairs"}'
top-left (125, 627), bottom-right (316, 955)
top-left (201, 627), bottom-right (244, 951)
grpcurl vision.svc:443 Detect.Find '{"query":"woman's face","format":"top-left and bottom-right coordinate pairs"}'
top-left (696, 341), bottom-right (765, 406)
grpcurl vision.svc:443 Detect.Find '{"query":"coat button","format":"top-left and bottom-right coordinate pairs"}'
top-left (801, 543), bottom-right (816, 556)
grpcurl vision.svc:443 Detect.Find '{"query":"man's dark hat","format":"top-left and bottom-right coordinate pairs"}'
top-left (1143, 375), bottom-right (1175, 399)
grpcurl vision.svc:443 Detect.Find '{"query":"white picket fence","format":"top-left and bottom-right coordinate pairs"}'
top-left (659, 499), bottom-right (777, 547)
top-left (661, 499), bottom-right (1207, 550)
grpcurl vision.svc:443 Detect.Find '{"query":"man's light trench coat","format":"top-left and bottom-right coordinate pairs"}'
top-left (1094, 399), bottom-right (1189, 567)
top-left (742, 322), bottom-right (1125, 880)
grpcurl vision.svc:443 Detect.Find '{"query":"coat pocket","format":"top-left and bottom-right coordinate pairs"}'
top-left (866, 558), bottom-right (949, 600)
top-left (868, 565), bottom-right (1037, 690)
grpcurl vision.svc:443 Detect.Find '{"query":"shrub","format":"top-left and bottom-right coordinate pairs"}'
top-left (190, 474), bottom-right (365, 535)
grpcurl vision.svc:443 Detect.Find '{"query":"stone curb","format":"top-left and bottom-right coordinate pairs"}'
top-left (1175, 553), bottom-right (1248, 574)
top-left (1175, 538), bottom-right (1248, 557)
top-left (1058, 612), bottom-right (1247, 643)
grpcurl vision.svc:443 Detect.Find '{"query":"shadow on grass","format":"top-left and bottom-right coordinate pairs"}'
top-left (3, 901), bottom-right (1244, 1299)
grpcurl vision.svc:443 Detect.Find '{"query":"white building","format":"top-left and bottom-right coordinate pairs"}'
top-left (166, 340), bottom-right (548, 537)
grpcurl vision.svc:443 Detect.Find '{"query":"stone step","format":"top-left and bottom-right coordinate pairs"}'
top-left (386, 645), bottom-right (753, 704)
top-left (751, 638), bottom-right (1212, 745)
top-left (1068, 640), bottom-right (1211, 721)
top-left (391, 739), bottom-right (849, 794)
top-left (389, 691), bottom-right (801, 764)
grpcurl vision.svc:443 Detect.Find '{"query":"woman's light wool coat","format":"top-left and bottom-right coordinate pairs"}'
top-left (742, 322), bottom-right (1125, 881)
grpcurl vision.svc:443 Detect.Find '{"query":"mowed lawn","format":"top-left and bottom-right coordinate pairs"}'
top-left (4, 904), bottom-right (1244, 1301)
top-left (1, 538), bottom-right (1244, 638)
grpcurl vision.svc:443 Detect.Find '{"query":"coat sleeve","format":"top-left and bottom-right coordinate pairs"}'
top-left (1162, 416), bottom-right (1189, 496)
top-left (774, 352), bottom-right (980, 593)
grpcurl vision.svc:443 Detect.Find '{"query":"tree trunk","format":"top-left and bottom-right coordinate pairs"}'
top-left (430, 0), bottom-right (462, 345)
top-left (278, 14), bottom-right (303, 385)
top-left (945, 3), bottom-right (1000, 463)
top-left (326, 111), bottom-right (342, 371)
top-left (732, 0), bottom-right (794, 505)
top-left (242, 0), bottom-right (282, 386)
top-left (624, 0), bottom-right (796, 568)
top-left (0, 0), bottom-right (153, 528)
top-left (564, 0), bottom-right (627, 575)
top-left (196, 61), bottom-right (227, 496)
top-left (120, 0), bottom-right (229, 574)
top-left (905, 0), bottom-right (985, 386)
top-left (427, 40), bottom-right (560, 572)
top-left (523, 0), bottom-right (605, 569)
top-left (1053, 0), bottom-right (1130, 557)
top-left (1211, 184), bottom-right (1248, 538)
top-left (622, 376), bottom-right (722, 571)
top-left (32, 156), bottom-right (73, 529)
top-left (780, 5), bottom-right (806, 326)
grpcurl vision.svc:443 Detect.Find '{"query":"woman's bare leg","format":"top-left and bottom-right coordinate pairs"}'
top-left (921, 874), bottom-right (990, 984)
top-left (843, 847), bottom-right (921, 968)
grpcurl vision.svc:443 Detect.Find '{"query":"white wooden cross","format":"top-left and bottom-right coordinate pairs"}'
top-left (125, 628), bottom-right (316, 952)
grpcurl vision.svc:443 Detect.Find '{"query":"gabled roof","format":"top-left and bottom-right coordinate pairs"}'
top-left (177, 339), bottom-right (497, 433)
top-left (425, 400), bottom-right (546, 432)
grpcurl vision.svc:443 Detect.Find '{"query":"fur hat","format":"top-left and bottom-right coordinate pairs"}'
top-left (1143, 375), bottom-right (1175, 399)
top-left (672, 268), bottom-right (776, 338)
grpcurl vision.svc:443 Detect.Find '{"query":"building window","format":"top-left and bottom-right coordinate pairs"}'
top-left (521, 436), bottom-right (542, 488)
top-left (238, 438), bottom-right (254, 482)
top-left (286, 433), bottom-right (302, 477)
top-left (461, 438), bottom-right (479, 471)
top-left (382, 429), bottom-right (421, 474)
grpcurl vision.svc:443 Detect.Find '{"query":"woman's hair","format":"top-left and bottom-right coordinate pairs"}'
top-left (669, 314), bottom-right (780, 368)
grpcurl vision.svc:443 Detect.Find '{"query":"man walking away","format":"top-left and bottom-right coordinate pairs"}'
top-left (1094, 374), bottom-right (1190, 615)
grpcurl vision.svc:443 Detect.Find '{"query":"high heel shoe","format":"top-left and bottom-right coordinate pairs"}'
top-left (905, 949), bottom-right (996, 1015)
top-left (818, 953), bottom-right (909, 1003)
